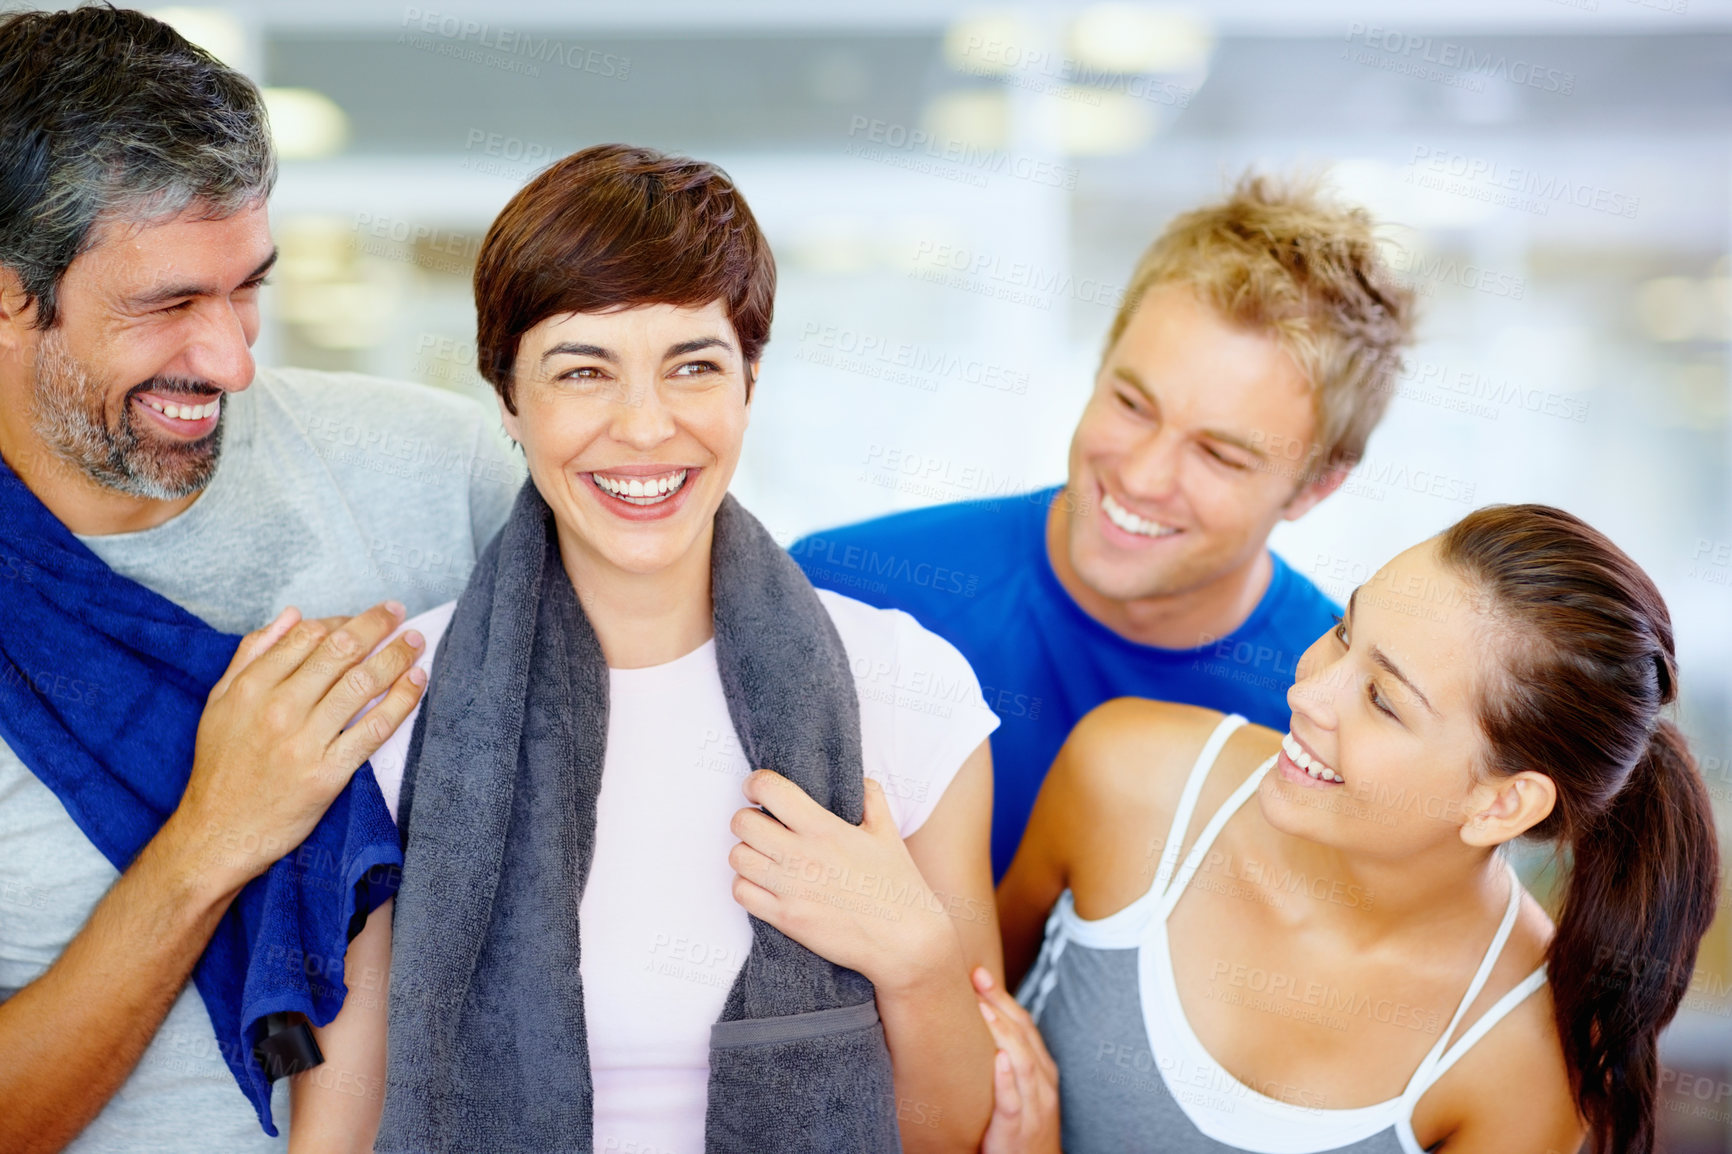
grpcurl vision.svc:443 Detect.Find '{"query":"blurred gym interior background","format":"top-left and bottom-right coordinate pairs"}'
top-left (113, 2), bottom-right (1732, 1145)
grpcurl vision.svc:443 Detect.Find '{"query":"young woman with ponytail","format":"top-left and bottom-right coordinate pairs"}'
top-left (985, 503), bottom-right (1720, 1154)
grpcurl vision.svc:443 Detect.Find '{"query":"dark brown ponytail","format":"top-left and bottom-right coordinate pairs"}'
top-left (1438, 505), bottom-right (1720, 1154)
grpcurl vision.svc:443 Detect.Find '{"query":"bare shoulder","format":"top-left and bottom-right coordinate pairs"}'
top-left (1058, 698), bottom-right (1227, 812)
top-left (1054, 700), bottom-right (1282, 912)
top-left (1063, 701), bottom-right (1281, 821)
top-left (1414, 891), bottom-right (1578, 1152)
top-left (1414, 979), bottom-right (1580, 1153)
top-left (1063, 698), bottom-right (1225, 772)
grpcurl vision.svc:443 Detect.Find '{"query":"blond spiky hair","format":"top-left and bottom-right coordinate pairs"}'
top-left (1106, 172), bottom-right (1418, 471)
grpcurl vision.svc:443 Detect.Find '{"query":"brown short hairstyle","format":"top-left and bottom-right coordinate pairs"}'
top-left (1105, 172), bottom-right (1416, 471)
top-left (474, 143), bottom-right (776, 412)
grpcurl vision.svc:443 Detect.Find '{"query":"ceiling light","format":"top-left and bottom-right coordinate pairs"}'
top-left (262, 88), bottom-right (350, 161)
top-left (923, 89), bottom-right (1009, 151)
top-left (1636, 277), bottom-right (1706, 342)
top-left (147, 7), bottom-right (247, 70)
top-left (1059, 92), bottom-right (1156, 156)
top-left (1069, 5), bottom-right (1212, 75)
top-left (944, 10), bottom-right (1040, 77)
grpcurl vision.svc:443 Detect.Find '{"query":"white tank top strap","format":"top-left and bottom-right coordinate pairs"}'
top-left (1157, 754), bottom-right (1277, 921)
top-left (1401, 859), bottom-right (1532, 1099)
top-left (1026, 712), bottom-right (1253, 1018)
top-left (1151, 712), bottom-right (1249, 900)
top-left (1415, 964), bottom-right (1549, 1093)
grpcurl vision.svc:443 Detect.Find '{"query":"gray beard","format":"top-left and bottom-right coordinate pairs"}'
top-left (31, 330), bottom-right (225, 500)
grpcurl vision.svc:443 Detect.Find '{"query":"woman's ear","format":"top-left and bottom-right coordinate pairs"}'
top-left (496, 388), bottom-right (522, 446)
top-left (1461, 771), bottom-right (1557, 848)
top-left (745, 361), bottom-right (761, 407)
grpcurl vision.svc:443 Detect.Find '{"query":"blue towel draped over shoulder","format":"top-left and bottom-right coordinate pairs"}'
top-left (0, 455), bottom-right (402, 1135)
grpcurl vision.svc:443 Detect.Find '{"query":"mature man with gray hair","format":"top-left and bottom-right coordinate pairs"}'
top-left (0, 8), bottom-right (519, 1151)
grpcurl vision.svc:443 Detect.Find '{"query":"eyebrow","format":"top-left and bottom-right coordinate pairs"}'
top-left (668, 336), bottom-right (733, 357)
top-left (542, 342), bottom-right (614, 362)
top-left (129, 249), bottom-right (278, 308)
top-left (1111, 366), bottom-right (1268, 459)
top-left (540, 335), bottom-right (736, 363)
top-left (1347, 587), bottom-right (1439, 718)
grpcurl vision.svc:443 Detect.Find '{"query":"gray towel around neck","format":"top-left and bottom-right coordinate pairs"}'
top-left (377, 483), bottom-right (902, 1154)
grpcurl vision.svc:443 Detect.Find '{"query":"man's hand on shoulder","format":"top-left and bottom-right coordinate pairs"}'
top-left (159, 601), bottom-right (427, 902)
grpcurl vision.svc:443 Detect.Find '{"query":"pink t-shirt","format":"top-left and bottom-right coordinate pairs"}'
top-left (368, 589), bottom-right (998, 1154)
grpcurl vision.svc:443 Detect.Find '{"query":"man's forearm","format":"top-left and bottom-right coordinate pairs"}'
top-left (877, 944), bottom-right (996, 1154)
top-left (0, 816), bottom-right (241, 1154)
top-left (0, 603), bottom-right (424, 1153)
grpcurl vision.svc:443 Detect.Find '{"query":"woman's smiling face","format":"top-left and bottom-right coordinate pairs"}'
top-left (500, 299), bottom-right (753, 579)
top-left (1258, 538), bottom-right (1535, 857)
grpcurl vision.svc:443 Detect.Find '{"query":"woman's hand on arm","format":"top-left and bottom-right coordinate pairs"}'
top-left (287, 898), bottom-right (393, 1154)
top-left (974, 967), bottom-right (1062, 1154)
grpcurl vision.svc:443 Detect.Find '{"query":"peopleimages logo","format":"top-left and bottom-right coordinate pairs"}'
top-left (460, 128), bottom-right (557, 177)
top-left (1384, 249), bottom-right (1526, 301)
top-left (1404, 146), bottom-right (1640, 220)
top-left (1343, 24), bottom-right (1575, 94)
top-left (790, 534), bottom-right (981, 599)
top-left (952, 34), bottom-right (1195, 109)
top-left (796, 323), bottom-right (1030, 396)
top-left (399, 7), bottom-right (631, 80)
top-left (1389, 361), bottom-right (1591, 425)
top-left (845, 116), bottom-right (1078, 190)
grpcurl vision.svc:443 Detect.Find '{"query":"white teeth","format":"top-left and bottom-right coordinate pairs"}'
top-left (592, 469), bottom-right (689, 506)
top-left (1283, 732), bottom-right (1342, 783)
top-left (142, 398), bottom-right (219, 421)
top-left (1102, 492), bottom-right (1178, 539)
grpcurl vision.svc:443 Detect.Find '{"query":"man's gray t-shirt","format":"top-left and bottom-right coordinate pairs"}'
top-left (0, 366), bottom-right (522, 1151)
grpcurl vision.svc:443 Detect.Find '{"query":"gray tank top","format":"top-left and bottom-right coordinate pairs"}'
top-left (1017, 713), bottom-right (1548, 1154)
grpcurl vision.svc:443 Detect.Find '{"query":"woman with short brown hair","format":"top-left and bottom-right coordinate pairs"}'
top-left (289, 145), bottom-right (1001, 1154)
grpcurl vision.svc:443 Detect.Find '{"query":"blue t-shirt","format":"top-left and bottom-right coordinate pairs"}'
top-left (790, 486), bottom-right (1342, 878)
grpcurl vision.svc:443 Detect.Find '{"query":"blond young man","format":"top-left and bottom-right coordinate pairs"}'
top-left (792, 176), bottom-right (1418, 879)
